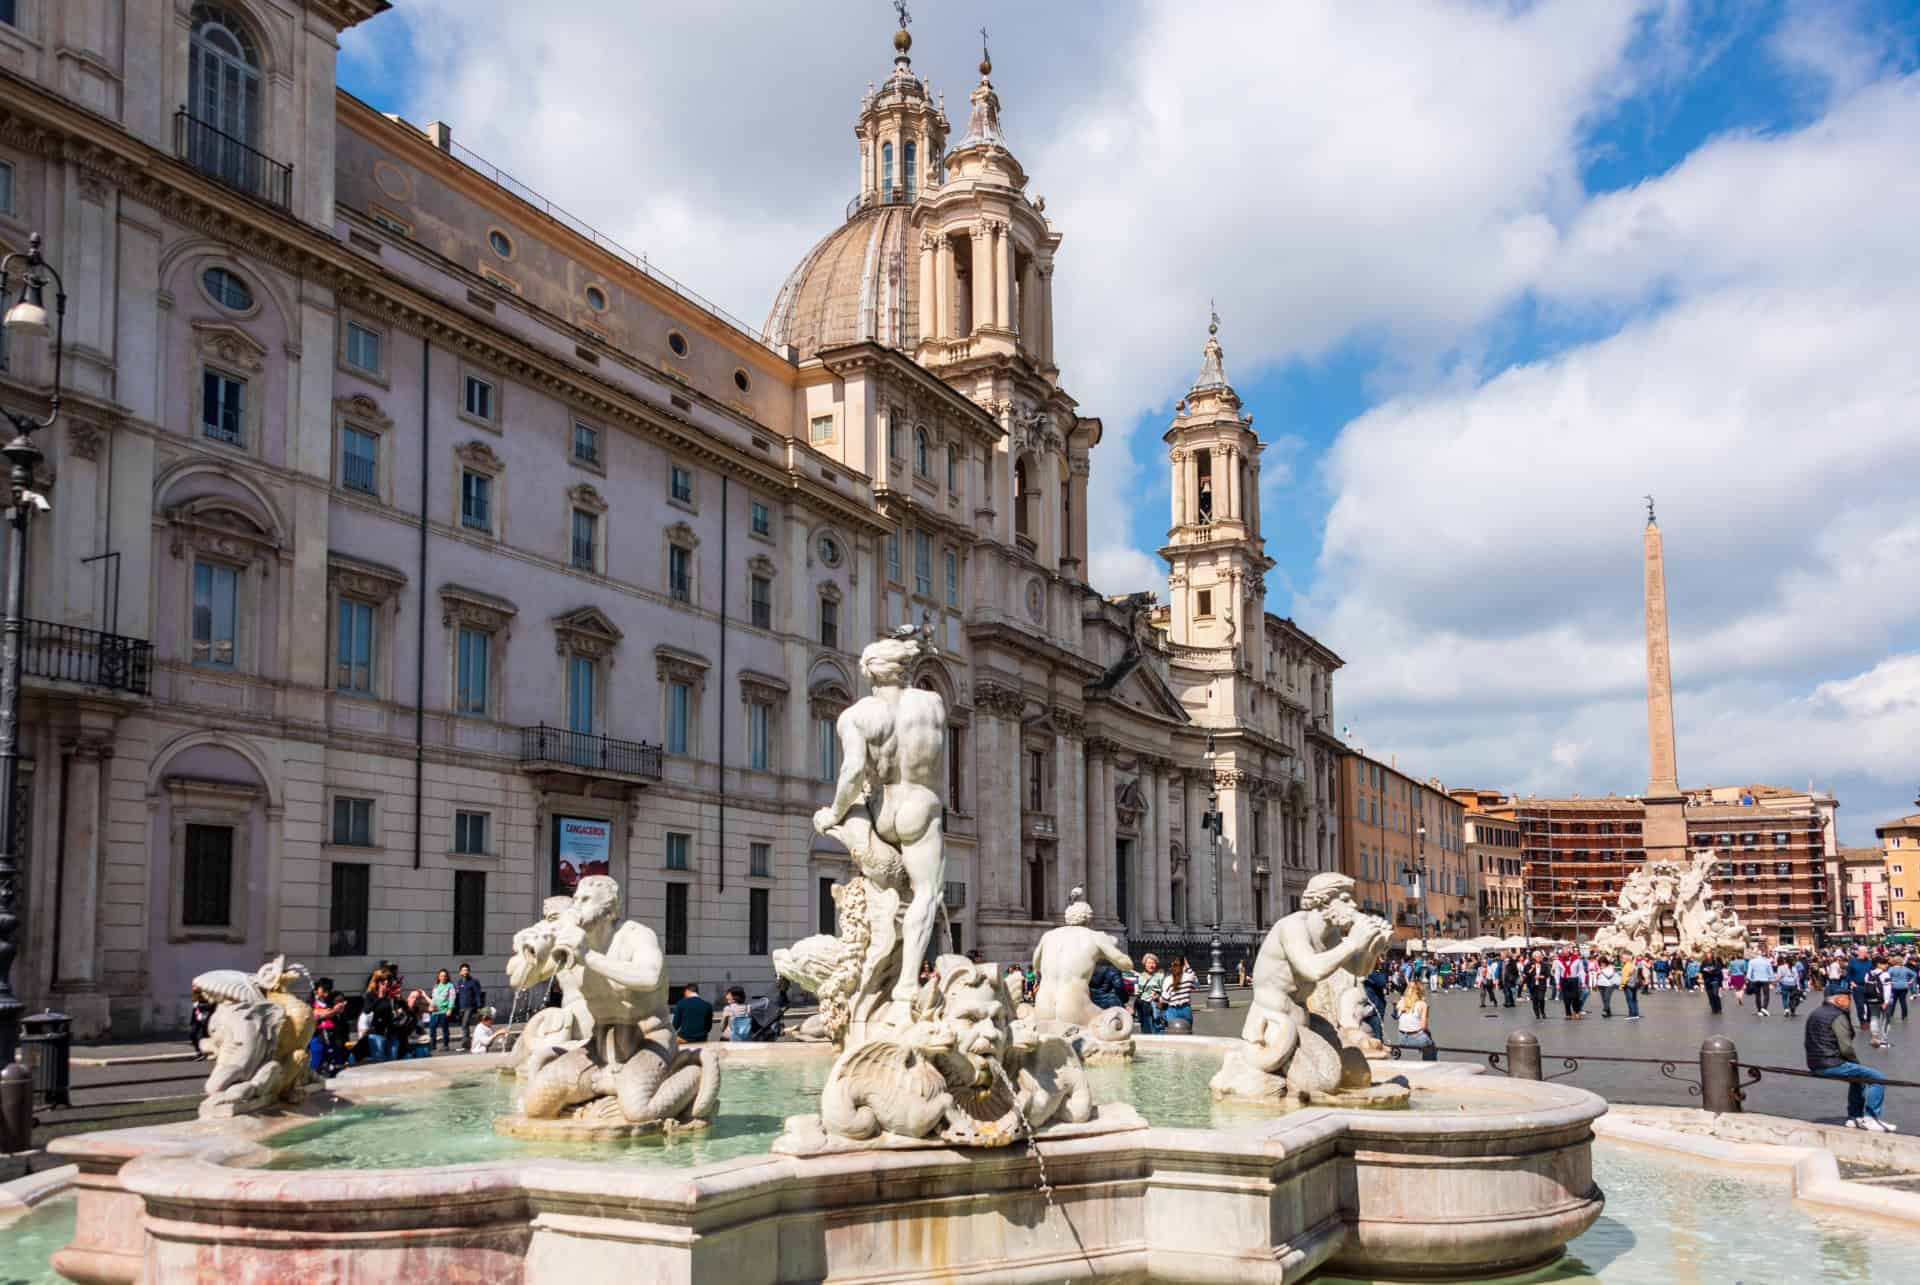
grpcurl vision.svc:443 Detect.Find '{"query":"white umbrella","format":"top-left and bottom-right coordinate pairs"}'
top-left (1499, 935), bottom-right (1531, 949)
top-left (1467, 935), bottom-right (1505, 949)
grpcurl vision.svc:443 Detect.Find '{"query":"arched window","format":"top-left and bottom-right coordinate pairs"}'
top-left (904, 141), bottom-right (918, 202)
top-left (881, 142), bottom-right (895, 200)
top-left (915, 427), bottom-right (931, 476)
top-left (189, 6), bottom-right (261, 144)
top-left (1196, 448), bottom-right (1214, 521)
top-left (1013, 457), bottom-right (1031, 539)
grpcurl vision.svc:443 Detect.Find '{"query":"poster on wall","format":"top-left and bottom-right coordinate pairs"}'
top-left (552, 815), bottom-right (613, 895)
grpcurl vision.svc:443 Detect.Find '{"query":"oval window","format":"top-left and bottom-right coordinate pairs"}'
top-left (488, 229), bottom-right (514, 258)
top-left (734, 369), bottom-right (751, 393)
top-left (668, 331), bottom-right (690, 358)
top-left (817, 535), bottom-right (841, 566)
top-left (202, 267), bottom-right (253, 311)
top-left (585, 285), bottom-right (608, 312)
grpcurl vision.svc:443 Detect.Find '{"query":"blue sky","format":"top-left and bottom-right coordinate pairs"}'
top-left (341, 2), bottom-right (1920, 843)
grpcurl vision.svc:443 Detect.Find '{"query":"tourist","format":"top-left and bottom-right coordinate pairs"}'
top-left (721, 986), bottom-right (753, 1041)
top-left (1594, 959), bottom-right (1619, 1018)
top-left (1525, 953), bottom-right (1549, 1020)
top-left (1700, 955), bottom-right (1725, 1015)
top-left (309, 978), bottom-right (348, 1075)
top-left (672, 982), bottom-right (716, 1043)
top-left (453, 963), bottom-right (485, 1048)
top-left (1363, 962), bottom-right (1390, 1043)
top-left (1685, 957), bottom-right (1701, 991)
top-left (1728, 954), bottom-right (1748, 1007)
top-left (1890, 955), bottom-right (1915, 1023)
top-left (1501, 954), bottom-right (1519, 1008)
top-left (1847, 945), bottom-right (1874, 1008)
top-left (1653, 956), bottom-right (1670, 991)
top-left (469, 1007), bottom-right (497, 1053)
top-left (1090, 958), bottom-right (1129, 1013)
top-left (1561, 954), bottom-right (1585, 1020)
top-left (1746, 952), bottom-right (1775, 1018)
top-left (1621, 956), bottom-right (1643, 1020)
top-left (1396, 979), bottom-right (1437, 1061)
top-left (428, 968), bottom-right (456, 1052)
top-left (1160, 956), bottom-right (1196, 1030)
top-left (1806, 983), bottom-right (1896, 1132)
top-left (1005, 964), bottom-right (1027, 1003)
top-left (1779, 956), bottom-right (1805, 1019)
top-left (1134, 954), bottom-right (1167, 1034)
top-left (1864, 961), bottom-right (1892, 1050)
top-left (1477, 958), bottom-right (1494, 1008)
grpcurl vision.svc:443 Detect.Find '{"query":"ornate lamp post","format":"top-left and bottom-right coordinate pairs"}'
top-left (1412, 821), bottom-right (1430, 959)
top-left (1202, 732), bottom-right (1228, 1008)
top-left (0, 233), bottom-right (66, 1105)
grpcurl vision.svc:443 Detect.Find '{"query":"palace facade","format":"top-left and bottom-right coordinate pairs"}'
top-left (0, 5), bottom-right (1338, 1034)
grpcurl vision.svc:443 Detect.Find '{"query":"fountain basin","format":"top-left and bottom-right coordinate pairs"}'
top-left (47, 1041), bottom-right (1604, 1284)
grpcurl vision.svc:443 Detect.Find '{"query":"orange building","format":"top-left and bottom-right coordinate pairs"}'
top-left (1339, 752), bottom-right (1467, 945)
top-left (1876, 804), bottom-right (1920, 934)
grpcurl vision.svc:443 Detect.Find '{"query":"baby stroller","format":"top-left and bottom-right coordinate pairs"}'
top-left (744, 995), bottom-right (783, 1042)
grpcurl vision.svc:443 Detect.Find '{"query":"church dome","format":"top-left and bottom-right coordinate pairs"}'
top-left (762, 203), bottom-right (917, 361)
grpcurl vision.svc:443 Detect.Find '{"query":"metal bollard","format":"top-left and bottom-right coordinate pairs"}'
top-left (22, 1011), bottom-right (71, 1108)
top-left (1505, 1029), bottom-right (1542, 1080)
top-left (0, 1060), bottom-right (30, 1154)
top-left (1700, 1035), bottom-right (1741, 1113)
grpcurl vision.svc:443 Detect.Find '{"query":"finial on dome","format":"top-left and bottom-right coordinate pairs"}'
top-left (1209, 299), bottom-right (1219, 337)
top-left (892, 1), bottom-right (912, 53)
top-left (979, 25), bottom-right (992, 76)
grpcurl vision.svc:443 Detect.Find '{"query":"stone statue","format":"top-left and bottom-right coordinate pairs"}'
top-left (1592, 851), bottom-right (1747, 958)
top-left (497, 875), bottom-right (719, 1138)
top-left (1210, 873), bottom-right (1406, 1106)
top-left (1028, 887), bottom-right (1136, 1062)
top-left (192, 956), bottom-right (318, 1119)
top-left (775, 629), bottom-right (1096, 1150)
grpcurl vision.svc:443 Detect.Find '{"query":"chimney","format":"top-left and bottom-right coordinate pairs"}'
top-left (426, 120), bottom-right (453, 152)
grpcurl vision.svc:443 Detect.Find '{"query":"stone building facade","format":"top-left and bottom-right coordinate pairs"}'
top-left (1336, 751), bottom-right (1467, 945)
top-left (0, 7), bottom-right (1339, 1034)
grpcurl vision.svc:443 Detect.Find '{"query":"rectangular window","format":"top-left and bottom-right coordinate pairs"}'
top-left (571, 509), bottom-right (598, 571)
top-left (887, 412), bottom-right (902, 460)
top-left (328, 861), bottom-right (369, 955)
top-left (818, 876), bottom-right (837, 935)
top-left (454, 810), bottom-right (489, 856)
top-left (914, 531), bottom-right (932, 596)
top-left (748, 701), bottom-right (771, 771)
top-left (666, 831), bottom-right (691, 871)
top-left (810, 414), bottom-right (834, 444)
top-left (201, 370), bottom-right (246, 445)
top-left (332, 796), bottom-right (374, 847)
top-left (751, 499), bottom-right (771, 536)
top-left (345, 322), bottom-right (382, 374)
top-left (667, 681), bottom-right (691, 754)
top-left (453, 870), bottom-right (487, 956)
top-left (817, 715), bottom-right (840, 783)
top-left (0, 161), bottom-right (11, 210)
top-left (335, 598), bottom-right (375, 694)
top-left (1028, 750), bottom-right (1044, 812)
top-left (948, 726), bottom-right (963, 808)
top-left (750, 575), bottom-right (771, 629)
top-left (665, 882), bottom-right (689, 955)
top-left (463, 374), bottom-right (494, 420)
top-left (670, 465), bottom-right (693, 503)
top-left (1196, 589), bottom-right (1213, 616)
top-left (573, 421), bottom-right (600, 465)
top-left (182, 824), bottom-right (234, 927)
top-left (567, 655), bottom-right (596, 734)
top-left (1773, 831), bottom-right (1789, 846)
top-left (456, 627), bottom-right (490, 716)
top-left (192, 562), bottom-right (239, 668)
top-left (945, 549), bottom-right (960, 608)
top-left (461, 470), bottom-right (492, 532)
top-left (750, 841), bottom-right (771, 878)
top-left (820, 596), bottom-right (838, 649)
top-left (947, 445), bottom-right (959, 490)
top-left (669, 545), bottom-right (692, 602)
top-left (341, 425), bottom-right (379, 494)
top-left (887, 532), bottom-right (901, 583)
top-left (749, 887), bottom-right (770, 957)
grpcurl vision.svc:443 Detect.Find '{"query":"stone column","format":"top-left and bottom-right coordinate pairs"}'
top-left (1224, 446), bottom-right (1240, 521)
top-left (1061, 733), bottom-right (1087, 914)
top-left (1152, 765), bottom-right (1171, 928)
top-left (1170, 451), bottom-right (1186, 527)
top-left (994, 223), bottom-right (1013, 330)
top-left (934, 235), bottom-right (952, 340)
top-left (973, 712), bottom-right (1014, 913)
top-left (918, 231), bottom-right (937, 343)
top-left (971, 227), bottom-right (993, 337)
top-left (1039, 262), bottom-right (1055, 364)
top-left (55, 735), bottom-right (111, 995)
top-left (1020, 258), bottom-right (1039, 344)
top-left (1086, 748), bottom-right (1111, 924)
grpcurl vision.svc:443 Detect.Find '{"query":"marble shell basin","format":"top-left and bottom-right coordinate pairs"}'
top-left (47, 1041), bottom-right (1604, 1284)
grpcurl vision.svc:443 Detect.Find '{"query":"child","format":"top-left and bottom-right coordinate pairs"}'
top-left (469, 1007), bottom-right (498, 1053)
top-left (721, 986), bottom-right (752, 1041)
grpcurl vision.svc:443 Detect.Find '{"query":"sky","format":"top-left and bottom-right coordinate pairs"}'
top-left (339, 1), bottom-right (1920, 844)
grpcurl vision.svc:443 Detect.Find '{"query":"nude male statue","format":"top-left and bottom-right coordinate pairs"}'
top-left (546, 875), bottom-right (672, 1064)
top-left (1030, 889), bottom-right (1134, 1029)
top-left (1241, 871), bottom-right (1389, 1079)
top-left (815, 627), bottom-right (947, 1003)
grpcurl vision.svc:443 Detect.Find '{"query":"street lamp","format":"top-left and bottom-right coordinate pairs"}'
top-left (1201, 731), bottom-right (1228, 1008)
top-left (1413, 821), bottom-right (1430, 959)
top-left (0, 233), bottom-right (66, 1135)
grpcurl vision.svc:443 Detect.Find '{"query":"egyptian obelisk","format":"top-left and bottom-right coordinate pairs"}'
top-left (1641, 499), bottom-right (1687, 861)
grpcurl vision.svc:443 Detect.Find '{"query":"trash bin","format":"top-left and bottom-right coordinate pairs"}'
top-left (21, 1011), bottom-right (71, 1108)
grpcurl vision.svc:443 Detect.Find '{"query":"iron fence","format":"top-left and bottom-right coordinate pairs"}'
top-left (174, 110), bottom-right (292, 208)
top-left (519, 724), bottom-right (662, 779)
top-left (22, 619), bottom-right (152, 695)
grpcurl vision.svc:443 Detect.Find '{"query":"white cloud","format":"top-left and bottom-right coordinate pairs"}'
top-left (1087, 546), bottom-right (1165, 598)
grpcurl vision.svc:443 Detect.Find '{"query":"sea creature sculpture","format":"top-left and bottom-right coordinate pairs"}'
top-left (193, 955), bottom-right (317, 1118)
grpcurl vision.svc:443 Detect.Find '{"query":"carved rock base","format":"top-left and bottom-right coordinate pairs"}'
top-left (1209, 1049), bottom-right (1410, 1111)
top-left (772, 1102), bottom-right (1142, 1157)
top-left (492, 1113), bottom-right (713, 1143)
top-left (1076, 1036), bottom-right (1135, 1064)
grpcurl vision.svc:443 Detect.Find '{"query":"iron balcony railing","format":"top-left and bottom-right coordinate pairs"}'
top-left (520, 724), bottom-right (662, 780)
top-left (22, 620), bottom-right (152, 695)
top-left (844, 183), bottom-right (919, 220)
top-left (342, 452), bottom-right (377, 494)
top-left (175, 111), bottom-right (292, 209)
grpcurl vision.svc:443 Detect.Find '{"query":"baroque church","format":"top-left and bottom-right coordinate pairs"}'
top-left (0, 4), bottom-right (1339, 1035)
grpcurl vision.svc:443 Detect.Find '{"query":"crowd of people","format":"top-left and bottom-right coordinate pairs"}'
top-left (281, 961), bottom-right (490, 1074)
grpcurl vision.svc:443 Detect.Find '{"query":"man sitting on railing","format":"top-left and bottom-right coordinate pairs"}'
top-left (1806, 981), bottom-right (1896, 1133)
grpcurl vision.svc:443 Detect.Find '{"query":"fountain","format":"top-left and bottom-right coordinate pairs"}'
top-left (1592, 849), bottom-right (1749, 957)
top-left (41, 628), bottom-right (1616, 1283)
top-left (1027, 885), bottom-right (1137, 1063)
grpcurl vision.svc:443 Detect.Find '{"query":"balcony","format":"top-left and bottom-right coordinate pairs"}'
top-left (175, 110), bottom-right (292, 208)
top-left (519, 724), bottom-right (661, 788)
top-left (22, 620), bottom-right (152, 696)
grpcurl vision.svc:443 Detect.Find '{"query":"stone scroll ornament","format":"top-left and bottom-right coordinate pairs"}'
top-left (192, 956), bottom-right (320, 1119)
top-left (1210, 872), bottom-right (1409, 1108)
top-left (774, 627), bottom-right (1093, 1151)
top-left (1026, 886), bottom-right (1136, 1063)
top-left (498, 876), bottom-right (719, 1138)
top-left (1591, 850), bottom-right (1747, 959)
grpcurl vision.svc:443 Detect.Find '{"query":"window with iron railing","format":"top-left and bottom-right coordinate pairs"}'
top-left (201, 370), bottom-right (245, 445)
top-left (669, 545), bottom-right (692, 602)
top-left (750, 575), bottom-right (771, 629)
top-left (571, 509), bottom-right (597, 571)
top-left (341, 426), bottom-right (378, 494)
top-left (573, 421), bottom-right (600, 465)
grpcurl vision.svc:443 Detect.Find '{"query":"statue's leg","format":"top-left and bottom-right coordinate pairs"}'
top-left (887, 785), bottom-right (945, 1003)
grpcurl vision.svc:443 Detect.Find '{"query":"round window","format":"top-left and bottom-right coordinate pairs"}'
top-left (668, 331), bottom-right (690, 358)
top-left (488, 229), bottom-right (514, 258)
top-left (817, 535), bottom-right (841, 566)
top-left (585, 285), bottom-right (608, 312)
top-left (734, 369), bottom-right (751, 393)
top-left (202, 267), bottom-right (253, 311)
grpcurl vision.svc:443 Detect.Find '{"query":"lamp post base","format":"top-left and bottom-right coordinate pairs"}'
top-left (1206, 931), bottom-right (1230, 1009)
